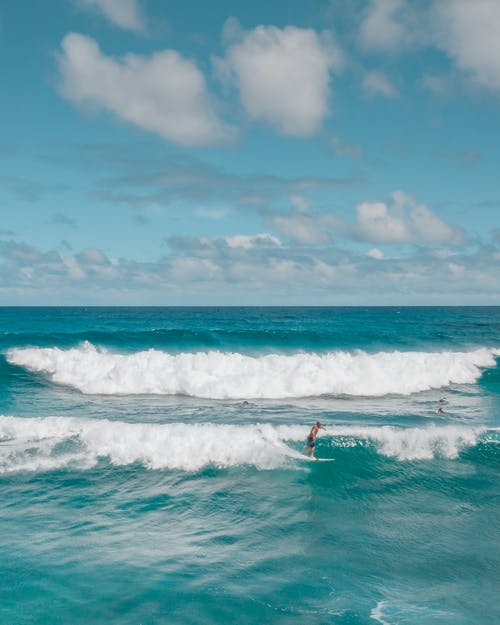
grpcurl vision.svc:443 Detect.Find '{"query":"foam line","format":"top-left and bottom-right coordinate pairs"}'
top-left (0, 415), bottom-right (494, 474)
top-left (6, 343), bottom-right (499, 398)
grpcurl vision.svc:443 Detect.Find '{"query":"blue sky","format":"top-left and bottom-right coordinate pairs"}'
top-left (0, 0), bottom-right (499, 304)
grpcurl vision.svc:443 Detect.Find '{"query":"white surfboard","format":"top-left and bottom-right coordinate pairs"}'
top-left (281, 446), bottom-right (335, 463)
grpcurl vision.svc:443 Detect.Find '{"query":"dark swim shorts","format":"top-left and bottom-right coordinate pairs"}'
top-left (307, 436), bottom-right (315, 448)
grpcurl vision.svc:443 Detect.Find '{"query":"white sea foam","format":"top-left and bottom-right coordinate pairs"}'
top-left (370, 598), bottom-right (452, 624)
top-left (6, 343), bottom-right (500, 399)
top-left (325, 424), bottom-right (487, 460)
top-left (0, 416), bottom-right (492, 473)
top-left (0, 416), bottom-right (302, 473)
top-left (370, 601), bottom-right (390, 625)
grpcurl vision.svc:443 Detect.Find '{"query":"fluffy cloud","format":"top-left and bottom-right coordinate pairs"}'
top-left (56, 33), bottom-right (233, 146)
top-left (77, 0), bottom-right (146, 33)
top-left (355, 200), bottom-right (406, 242)
top-left (350, 191), bottom-right (466, 246)
top-left (271, 191), bottom-right (465, 248)
top-left (433, 0), bottom-right (500, 92)
top-left (358, 0), bottom-right (408, 51)
top-left (358, 0), bottom-right (500, 94)
top-left (214, 21), bottom-right (343, 135)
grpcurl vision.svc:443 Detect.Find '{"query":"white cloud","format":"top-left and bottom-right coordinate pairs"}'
top-left (359, 0), bottom-right (407, 51)
top-left (215, 21), bottom-right (343, 136)
top-left (358, 1), bottom-right (500, 95)
top-left (224, 233), bottom-right (282, 249)
top-left (409, 204), bottom-right (461, 245)
top-left (368, 248), bottom-right (384, 259)
top-left (77, 0), bottom-right (146, 33)
top-left (271, 191), bottom-right (466, 248)
top-left (433, 0), bottom-right (500, 92)
top-left (362, 70), bottom-right (398, 97)
top-left (356, 201), bottom-right (406, 242)
top-left (352, 191), bottom-right (466, 246)
top-left (56, 33), bottom-right (233, 146)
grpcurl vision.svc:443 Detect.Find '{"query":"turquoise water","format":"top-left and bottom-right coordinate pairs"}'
top-left (1, 307), bottom-right (499, 624)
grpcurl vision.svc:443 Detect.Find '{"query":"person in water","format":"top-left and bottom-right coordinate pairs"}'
top-left (303, 420), bottom-right (324, 459)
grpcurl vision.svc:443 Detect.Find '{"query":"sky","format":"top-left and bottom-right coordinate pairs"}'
top-left (0, 0), bottom-right (499, 305)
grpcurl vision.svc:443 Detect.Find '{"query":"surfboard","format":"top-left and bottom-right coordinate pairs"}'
top-left (282, 447), bottom-right (335, 462)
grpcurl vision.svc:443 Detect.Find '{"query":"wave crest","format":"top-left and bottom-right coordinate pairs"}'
top-left (0, 416), bottom-right (495, 473)
top-left (6, 343), bottom-right (499, 398)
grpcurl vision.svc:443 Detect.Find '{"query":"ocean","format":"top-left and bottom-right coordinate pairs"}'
top-left (0, 306), bottom-right (499, 625)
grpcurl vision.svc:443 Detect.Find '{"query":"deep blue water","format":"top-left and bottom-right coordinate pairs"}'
top-left (0, 307), bottom-right (499, 624)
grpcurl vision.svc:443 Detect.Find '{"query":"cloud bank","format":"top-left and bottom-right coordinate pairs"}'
top-left (0, 235), bottom-right (498, 305)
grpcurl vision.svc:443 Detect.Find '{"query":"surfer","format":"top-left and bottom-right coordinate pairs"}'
top-left (303, 420), bottom-right (324, 459)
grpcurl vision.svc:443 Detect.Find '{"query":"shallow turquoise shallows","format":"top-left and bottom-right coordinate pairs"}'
top-left (1, 307), bottom-right (499, 625)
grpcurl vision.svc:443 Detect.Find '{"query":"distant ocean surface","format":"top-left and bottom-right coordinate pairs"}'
top-left (1, 307), bottom-right (499, 625)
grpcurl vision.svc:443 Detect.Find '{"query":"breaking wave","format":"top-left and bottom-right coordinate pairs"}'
top-left (0, 415), bottom-right (496, 474)
top-left (6, 343), bottom-right (499, 399)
